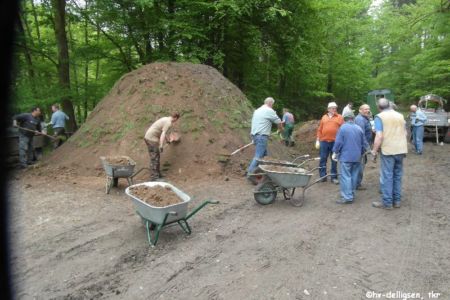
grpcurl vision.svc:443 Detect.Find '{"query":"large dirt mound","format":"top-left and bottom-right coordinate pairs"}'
top-left (47, 62), bottom-right (287, 180)
top-left (292, 120), bottom-right (320, 155)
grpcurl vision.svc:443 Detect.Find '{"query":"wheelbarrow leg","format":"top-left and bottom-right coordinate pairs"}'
top-left (105, 176), bottom-right (113, 194)
top-left (177, 219), bottom-right (192, 234)
top-left (144, 212), bottom-right (172, 247)
top-left (126, 177), bottom-right (133, 186)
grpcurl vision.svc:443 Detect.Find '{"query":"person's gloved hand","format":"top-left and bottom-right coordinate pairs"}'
top-left (331, 152), bottom-right (338, 162)
top-left (159, 146), bottom-right (164, 153)
top-left (12, 120), bottom-right (18, 127)
top-left (315, 139), bottom-right (320, 150)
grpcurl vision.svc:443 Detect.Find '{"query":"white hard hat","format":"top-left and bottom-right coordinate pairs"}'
top-left (327, 102), bottom-right (338, 108)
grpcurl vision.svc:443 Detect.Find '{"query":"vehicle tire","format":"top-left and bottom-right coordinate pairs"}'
top-left (254, 181), bottom-right (277, 205)
top-left (444, 128), bottom-right (450, 144)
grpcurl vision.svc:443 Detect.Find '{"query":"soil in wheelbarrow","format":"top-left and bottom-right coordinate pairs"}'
top-left (129, 185), bottom-right (182, 207)
top-left (104, 156), bottom-right (132, 166)
top-left (258, 157), bottom-right (291, 164)
top-left (262, 165), bottom-right (305, 173)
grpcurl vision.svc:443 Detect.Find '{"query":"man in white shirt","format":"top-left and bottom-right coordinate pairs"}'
top-left (342, 102), bottom-right (353, 116)
top-left (247, 97), bottom-right (283, 183)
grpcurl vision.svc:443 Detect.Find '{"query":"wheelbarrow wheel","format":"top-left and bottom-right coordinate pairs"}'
top-left (254, 181), bottom-right (277, 205)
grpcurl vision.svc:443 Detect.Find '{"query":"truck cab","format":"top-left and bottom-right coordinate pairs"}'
top-left (417, 94), bottom-right (450, 143)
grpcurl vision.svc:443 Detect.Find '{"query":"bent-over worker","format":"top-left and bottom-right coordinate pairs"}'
top-left (144, 112), bottom-right (180, 181)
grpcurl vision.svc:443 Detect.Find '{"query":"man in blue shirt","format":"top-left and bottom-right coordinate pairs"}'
top-left (354, 104), bottom-right (372, 190)
top-left (332, 111), bottom-right (367, 204)
top-left (49, 104), bottom-right (69, 148)
top-left (409, 104), bottom-right (427, 155)
top-left (247, 97), bottom-right (283, 184)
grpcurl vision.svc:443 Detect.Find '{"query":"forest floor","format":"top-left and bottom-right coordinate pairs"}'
top-left (9, 141), bottom-right (450, 300)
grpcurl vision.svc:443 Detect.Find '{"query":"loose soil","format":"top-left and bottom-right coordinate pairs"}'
top-left (42, 62), bottom-right (289, 181)
top-left (129, 185), bottom-right (182, 207)
top-left (260, 165), bottom-right (305, 173)
top-left (258, 157), bottom-right (292, 164)
top-left (9, 142), bottom-right (450, 299)
top-left (104, 156), bottom-right (133, 166)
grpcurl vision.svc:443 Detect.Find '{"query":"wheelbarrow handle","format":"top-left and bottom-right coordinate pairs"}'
top-left (291, 154), bottom-right (310, 164)
top-left (185, 199), bottom-right (219, 220)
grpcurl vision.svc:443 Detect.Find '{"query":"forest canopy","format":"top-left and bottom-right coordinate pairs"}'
top-left (12, 0), bottom-right (450, 129)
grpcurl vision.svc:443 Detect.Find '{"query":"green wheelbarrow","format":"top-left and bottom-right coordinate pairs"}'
top-left (125, 182), bottom-right (218, 246)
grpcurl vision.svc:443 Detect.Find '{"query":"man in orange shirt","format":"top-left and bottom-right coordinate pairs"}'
top-left (316, 102), bottom-right (344, 184)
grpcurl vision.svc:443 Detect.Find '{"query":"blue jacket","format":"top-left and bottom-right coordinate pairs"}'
top-left (51, 110), bottom-right (69, 129)
top-left (410, 109), bottom-right (427, 127)
top-left (332, 121), bottom-right (368, 163)
top-left (355, 114), bottom-right (372, 145)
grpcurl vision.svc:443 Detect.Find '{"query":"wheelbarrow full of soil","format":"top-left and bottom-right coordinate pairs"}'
top-left (100, 156), bottom-right (151, 194)
top-left (125, 182), bottom-right (218, 246)
top-left (253, 164), bottom-right (326, 207)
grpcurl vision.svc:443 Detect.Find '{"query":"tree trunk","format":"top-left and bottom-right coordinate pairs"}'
top-left (17, 14), bottom-right (37, 97)
top-left (83, 2), bottom-right (89, 121)
top-left (51, 0), bottom-right (77, 132)
top-left (30, 0), bottom-right (42, 46)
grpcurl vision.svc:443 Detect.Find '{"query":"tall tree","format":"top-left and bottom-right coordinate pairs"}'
top-left (52, 0), bottom-right (77, 131)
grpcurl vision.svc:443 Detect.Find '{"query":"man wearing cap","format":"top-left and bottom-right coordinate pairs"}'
top-left (409, 104), bottom-right (427, 155)
top-left (354, 104), bottom-right (373, 189)
top-left (332, 111), bottom-right (367, 204)
top-left (371, 98), bottom-right (408, 209)
top-left (247, 97), bottom-right (283, 184)
top-left (316, 102), bottom-right (344, 184)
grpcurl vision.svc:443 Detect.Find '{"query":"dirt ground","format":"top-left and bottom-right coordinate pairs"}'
top-left (9, 142), bottom-right (450, 300)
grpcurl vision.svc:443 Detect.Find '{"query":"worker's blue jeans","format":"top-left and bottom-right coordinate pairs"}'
top-left (412, 125), bottom-right (424, 153)
top-left (319, 141), bottom-right (337, 179)
top-left (247, 134), bottom-right (268, 174)
top-left (380, 154), bottom-right (405, 207)
top-left (339, 162), bottom-right (360, 201)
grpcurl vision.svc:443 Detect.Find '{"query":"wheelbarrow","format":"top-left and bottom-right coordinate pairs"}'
top-left (125, 182), bottom-right (218, 246)
top-left (252, 164), bottom-right (335, 207)
top-left (100, 156), bottom-right (149, 194)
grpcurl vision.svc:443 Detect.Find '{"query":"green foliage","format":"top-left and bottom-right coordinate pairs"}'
top-left (13, 0), bottom-right (450, 129)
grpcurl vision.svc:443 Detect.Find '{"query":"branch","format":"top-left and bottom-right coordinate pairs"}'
top-left (13, 42), bottom-right (58, 66)
top-left (69, 0), bottom-right (133, 71)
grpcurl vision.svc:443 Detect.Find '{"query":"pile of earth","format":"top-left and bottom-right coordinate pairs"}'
top-left (44, 62), bottom-right (289, 181)
top-left (292, 120), bottom-right (320, 155)
top-left (128, 185), bottom-right (181, 207)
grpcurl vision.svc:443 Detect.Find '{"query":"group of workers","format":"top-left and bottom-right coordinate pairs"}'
top-left (246, 96), bottom-right (420, 210)
top-left (15, 95), bottom-right (427, 210)
top-left (13, 104), bottom-right (69, 169)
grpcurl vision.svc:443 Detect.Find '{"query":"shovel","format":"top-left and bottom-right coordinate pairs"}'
top-left (15, 125), bottom-right (57, 140)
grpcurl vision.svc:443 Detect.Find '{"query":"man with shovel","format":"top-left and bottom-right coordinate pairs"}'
top-left (246, 97), bottom-right (283, 184)
top-left (13, 107), bottom-right (42, 169)
top-left (144, 112), bottom-right (180, 181)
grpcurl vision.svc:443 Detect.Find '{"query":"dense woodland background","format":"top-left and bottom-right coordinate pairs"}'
top-left (12, 0), bottom-right (450, 132)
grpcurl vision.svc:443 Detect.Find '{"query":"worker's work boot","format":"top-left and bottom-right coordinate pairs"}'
top-left (393, 202), bottom-right (401, 208)
top-left (331, 178), bottom-right (339, 185)
top-left (356, 185), bottom-right (366, 190)
top-left (372, 201), bottom-right (393, 210)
